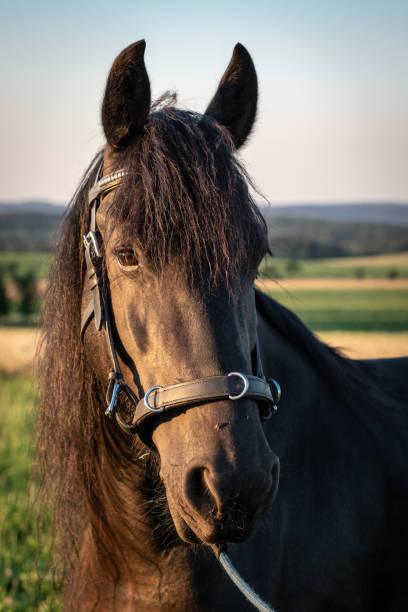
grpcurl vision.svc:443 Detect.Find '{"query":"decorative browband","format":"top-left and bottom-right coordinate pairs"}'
top-left (88, 169), bottom-right (129, 205)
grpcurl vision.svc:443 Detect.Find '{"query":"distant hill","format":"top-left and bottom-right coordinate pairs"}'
top-left (1, 201), bottom-right (408, 257)
top-left (2, 201), bottom-right (408, 223)
top-left (262, 203), bottom-right (408, 226)
top-left (0, 203), bottom-right (64, 251)
top-left (0, 212), bottom-right (62, 251)
top-left (0, 201), bottom-right (65, 215)
top-left (266, 217), bottom-right (408, 259)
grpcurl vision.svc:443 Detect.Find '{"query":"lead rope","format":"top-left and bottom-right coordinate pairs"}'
top-left (216, 548), bottom-right (276, 612)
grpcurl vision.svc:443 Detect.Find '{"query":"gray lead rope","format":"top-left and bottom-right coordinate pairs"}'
top-left (218, 551), bottom-right (276, 612)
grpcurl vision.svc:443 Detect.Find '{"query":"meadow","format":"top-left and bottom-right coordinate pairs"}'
top-left (0, 373), bottom-right (57, 611)
top-left (260, 286), bottom-right (408, 331)
top-left (0, 253), bottom-right (50, 281)
top-left (1, 251), bottom-right (407, 608)
top-left (2, 251), bottom-right (408, 281)
top-left (260, 251), bottom-right (408, 279)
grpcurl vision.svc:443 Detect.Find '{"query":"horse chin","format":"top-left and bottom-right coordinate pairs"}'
top-left (164, 487), bottom-right (203, 544)
top-left (169, 507), bottom-right (202, 544)
top-left (166, 488), bottom-right (256, 547)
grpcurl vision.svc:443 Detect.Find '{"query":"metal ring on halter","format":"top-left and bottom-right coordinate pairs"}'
top-left (227, 372), bottom-right (250, 400)
top-left (83, 231), bottom-right (101, 258)
top-left (268, 378), bottom-right (281, 404)
top-left (144, 386), bottom-right (164, 412)
top-left (268, 378), bottom-right (281, 412)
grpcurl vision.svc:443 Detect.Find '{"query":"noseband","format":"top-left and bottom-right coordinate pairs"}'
top-left (81, 162), bottom-right (281, 434)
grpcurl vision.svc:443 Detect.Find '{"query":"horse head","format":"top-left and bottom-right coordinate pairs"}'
top-left (82, 40), bottom-right (280, 548)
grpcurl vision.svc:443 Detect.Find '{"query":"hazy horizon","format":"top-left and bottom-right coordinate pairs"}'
top-left (2, 200), bottom-right (408, 210)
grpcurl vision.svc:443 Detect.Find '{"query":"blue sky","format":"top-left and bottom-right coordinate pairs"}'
top-left (1, 0), bottom-right (407, 203)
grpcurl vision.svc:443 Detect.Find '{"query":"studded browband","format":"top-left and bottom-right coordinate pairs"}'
top-left (81, 162), bottom-right (281, 434)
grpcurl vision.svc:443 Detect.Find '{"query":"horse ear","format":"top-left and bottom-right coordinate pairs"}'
top-left (205, 43), bottom-right (258, 149)
top-left (102, 40), bottom-right (151, 150)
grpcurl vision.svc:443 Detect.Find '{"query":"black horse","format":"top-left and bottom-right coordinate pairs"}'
top-left (37, 40), bottom-right (408, 611)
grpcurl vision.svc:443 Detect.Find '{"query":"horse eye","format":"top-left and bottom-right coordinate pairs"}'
top-left (117, 249), bottom-right (139, 268)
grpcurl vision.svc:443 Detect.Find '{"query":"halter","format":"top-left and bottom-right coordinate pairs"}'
top-left (81, 162), bottom-right (281, 434)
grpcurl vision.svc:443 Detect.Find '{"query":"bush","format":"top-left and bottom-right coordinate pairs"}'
top-left (286, 259), bottom-right (301, 275)
top-left (13, 271), bottom-right (39, 319)
top-left (354, 267), bottom-right (366, 279)
top-left (0, 267), bottom-right (10, 318)
top-left (387, 268), bottom-right (399, 279)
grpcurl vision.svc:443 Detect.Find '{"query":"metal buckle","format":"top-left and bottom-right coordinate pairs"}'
top-left (227, 372), bottom-right (249, 400)
top-left (83, 231), bottom-right (101, 258)
top-left (144, 386), bottom-right (164, 412)
top-left (268, 378), bottom-right (281, 412)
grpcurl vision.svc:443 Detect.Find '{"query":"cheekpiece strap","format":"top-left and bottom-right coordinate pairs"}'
top-left (81, 165), bottom-right (129, 338)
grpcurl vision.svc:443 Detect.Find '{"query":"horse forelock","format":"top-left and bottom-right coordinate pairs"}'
top-left (105, 102), bottom-right (269, 290)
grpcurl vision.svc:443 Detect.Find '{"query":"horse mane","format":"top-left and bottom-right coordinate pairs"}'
top-left (35, 152), bottom-right (104, 577)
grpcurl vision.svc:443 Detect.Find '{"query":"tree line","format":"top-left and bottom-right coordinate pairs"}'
top-left (0, 263), bottom-right (38, 322)
top-left (2, 210), bottom-right (408, 258)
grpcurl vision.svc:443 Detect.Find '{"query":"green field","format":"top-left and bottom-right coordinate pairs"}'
top-left (261, 252), bottom-right (408, 279)
top-left (266, 288), bottom-right (408, 331)
top-left (2, 251), bottom-right (408, 282)
top-left (0, 252), bottom-right (51, 281)
top-left (0, 373), bottom-right (57, 611)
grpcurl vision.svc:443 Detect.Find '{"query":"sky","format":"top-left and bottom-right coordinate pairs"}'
top-left (1, 0), bottom-right (407, 205)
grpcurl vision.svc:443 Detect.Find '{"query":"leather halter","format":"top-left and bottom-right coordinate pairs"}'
top-left (81, 162), bottom-right (281, 434)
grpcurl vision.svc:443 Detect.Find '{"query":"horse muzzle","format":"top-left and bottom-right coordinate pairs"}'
top-left (155, 399), bottom-right (280, 546)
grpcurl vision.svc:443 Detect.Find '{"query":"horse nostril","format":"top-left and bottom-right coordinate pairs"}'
top-left (185, 465), bottom-right (217, 517)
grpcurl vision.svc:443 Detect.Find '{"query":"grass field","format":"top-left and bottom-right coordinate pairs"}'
top-left (2, 251), bottom-right (408, 281)
top-left (0, 373), bottom-right (57, 611)
top-left (259, 286), bottom-right (408, 331)
top-left (0, 253), bottom-right (51, 280)
top-left (316, 331), bottom-right (408, 359)
top-left (260, 251), bottom-right (408, 279)
top-left (0, 329), bottom-right (39, 374)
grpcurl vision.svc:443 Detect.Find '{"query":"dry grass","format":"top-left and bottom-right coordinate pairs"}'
top-left (0, 328), bottom-right (38, 374)
top-left (0, 327), bottom-right (406, 375)
top-left (317, 331), bottom-right (408, 359)
top-left (257, 278), bottom-right (408, 291)
top-left (321, 252), bottom-right (408, 268)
